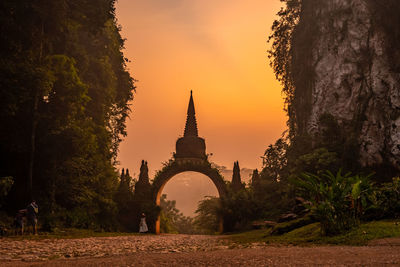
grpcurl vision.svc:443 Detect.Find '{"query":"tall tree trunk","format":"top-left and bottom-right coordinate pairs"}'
top-left (27, 21), bottom-right (44, 201)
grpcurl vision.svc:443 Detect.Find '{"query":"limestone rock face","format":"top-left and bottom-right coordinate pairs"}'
top-left (295, 0), bottom-right (400, 170)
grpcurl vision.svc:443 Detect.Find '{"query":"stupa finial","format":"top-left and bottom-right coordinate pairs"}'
top-left (184, 90), bottom-right (198, 137)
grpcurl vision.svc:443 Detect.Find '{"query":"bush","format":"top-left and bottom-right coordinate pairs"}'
top-left (251, 178), bottom-right (295, 221)
top-left (0, 176), bottom-right (13, 208)
top-left (292, 170), bottom-right (374, 235)
top-left (290, 148), bottom-right (340, 177)
top-left (159, 194), bottom-right (194, 234)
top-left (365, 177), bottom-right (400, 219)
top-left (193, 196), bottom-right (221, 234)
top-left (221, 189), bottom-right (258, 232)
top-left (0, 212), bottom-right (13, 236)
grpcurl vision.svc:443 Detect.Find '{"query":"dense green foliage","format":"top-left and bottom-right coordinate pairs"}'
top-left (0, 0), bottom-right (134, 230)
top-left (193, 196), bottom-right (221, 234)
top-left (287, 169), bottom-right (400, 236)
top-left (366, 177), bottom-right (400, 220)
top-left (113, 169), bottom-right (139, 231)
top-left (267, 0), bottom-right (301, 136)
top-left (159, 194), bottom-right (195, 234)
top-left (250, 178), bottom-right (294, 221)
top-left (293, 170), bottom-right (374, 235)
top-left (220, 189), bottom-right (257, 232)
top-left (159, 194), bottom-right (224, 235)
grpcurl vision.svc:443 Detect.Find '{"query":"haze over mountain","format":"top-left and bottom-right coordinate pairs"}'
top-left (162, 166), bottom-right (253, 216)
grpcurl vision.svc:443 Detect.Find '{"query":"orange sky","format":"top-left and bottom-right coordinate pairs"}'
top-left (116, 0), bottom-right (286, 178)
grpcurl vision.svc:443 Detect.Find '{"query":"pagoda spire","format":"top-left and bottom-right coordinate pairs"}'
top-left (183, 90), bottom-right (199, 137)
top-left (175, 90), bottom-right (206, 159)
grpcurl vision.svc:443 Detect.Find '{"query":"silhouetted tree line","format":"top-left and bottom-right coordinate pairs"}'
top-left (0, 0), bottom-right (134, 231)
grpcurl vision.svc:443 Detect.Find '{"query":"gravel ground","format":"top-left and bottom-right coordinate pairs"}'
top-left (1, 234), bottom-right (399, 266)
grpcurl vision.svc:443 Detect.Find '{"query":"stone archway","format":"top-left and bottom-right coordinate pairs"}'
top-left (152, 158), bottom-right (227, 234)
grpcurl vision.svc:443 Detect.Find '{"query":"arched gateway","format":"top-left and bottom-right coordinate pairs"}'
top-left (151, 91), bottom-right (227, 234)
top-left (152, 159), bottom-right (227, 234)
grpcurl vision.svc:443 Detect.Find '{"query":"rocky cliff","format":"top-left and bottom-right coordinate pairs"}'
top-left (291, 0), bottom-right (400, 172)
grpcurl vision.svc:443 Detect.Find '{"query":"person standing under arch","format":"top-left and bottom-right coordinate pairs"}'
top-left (139, 213), bottom-right (148, 233)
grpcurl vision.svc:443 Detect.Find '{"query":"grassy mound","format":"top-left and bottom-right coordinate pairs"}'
top-left (229, 220), bottom-right (400, 246)
top-left (270, 214), bottom-right (314, 235)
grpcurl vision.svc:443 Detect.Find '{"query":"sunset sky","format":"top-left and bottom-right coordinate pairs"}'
top-left (115, 0), bottom-right (286, 179)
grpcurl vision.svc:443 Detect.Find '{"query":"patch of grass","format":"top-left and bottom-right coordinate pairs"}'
top-left (228, 220), bottom-right (400, 246)
top-left (270, 214), bottom-right (314, 235)
top-left (321, 220), bottom-right (400, 245)
top-left (4, 228), bottom-right (141, 241)
top-left (226, 229), bottom-right (272, 244)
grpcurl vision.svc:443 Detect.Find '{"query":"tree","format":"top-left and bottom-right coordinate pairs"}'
top-left (0, 0), bottom-right (135, 230)
top-left (159, 194), bottom-right (194, 234)
top-left (261, 137), bottom-right (289, 182)
top-left (114, 169), bottom-right (136, 231)
top-left (193, 196), bottom-right (221, 234)
top-left (268, 0), bottom-right (301, 137)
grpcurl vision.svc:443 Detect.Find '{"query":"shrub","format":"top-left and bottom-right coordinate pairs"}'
top-left (293, 170), bottom-right (374, 235)
top-left (0, 176), bottom-right (13, 208)
top-left (365, 177), bottom-right (400, 219)
top-left (221, 189), bottom-right (258, 232)
top-left (193, 196), bottom-right (221, 234)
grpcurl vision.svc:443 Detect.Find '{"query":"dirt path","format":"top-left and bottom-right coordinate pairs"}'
top-left (1, 234), bottom-right (400, 266)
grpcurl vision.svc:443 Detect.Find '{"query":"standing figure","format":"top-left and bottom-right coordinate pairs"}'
top-left (139, 213), bottom-right (148, 233)
top-left (26, 200), bottom-right (39, 235)
top-left (14, 209), bottom-right (26, 235)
